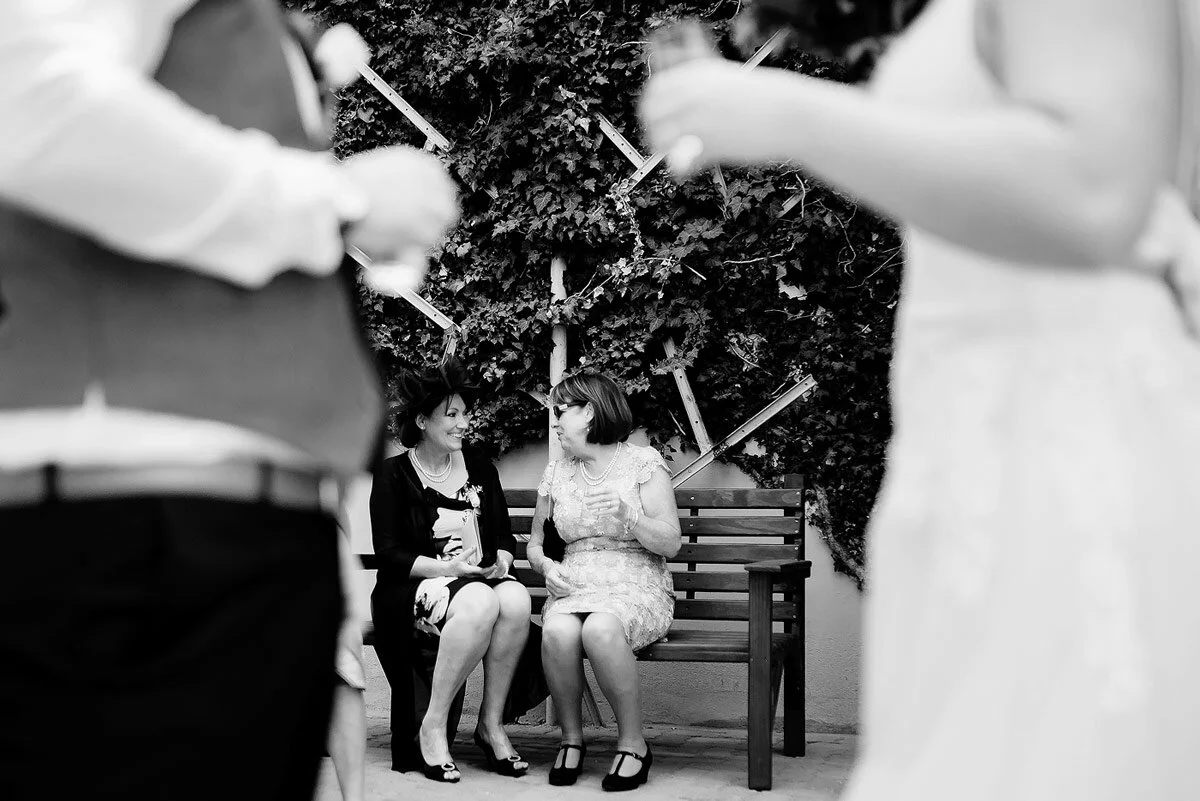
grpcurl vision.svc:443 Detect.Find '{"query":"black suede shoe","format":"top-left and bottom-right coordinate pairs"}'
top-left (601, 746), bottom-right (652, 792)
top-left (548, 742), bottom-right (587, 786)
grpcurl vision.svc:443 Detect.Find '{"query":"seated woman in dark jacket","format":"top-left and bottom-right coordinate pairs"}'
top-left (369, 359), bottom-right (532, 783)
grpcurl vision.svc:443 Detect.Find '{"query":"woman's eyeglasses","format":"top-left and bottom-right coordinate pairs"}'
top-left (551, 401), bottom-right (586, 418)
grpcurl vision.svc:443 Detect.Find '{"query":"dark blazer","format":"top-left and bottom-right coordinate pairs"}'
top-left (368, 448), bottom-right (517, 771)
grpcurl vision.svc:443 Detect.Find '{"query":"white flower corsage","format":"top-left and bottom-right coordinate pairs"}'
top-left (314, 23), bottom-right (371, 88)
top-left (463, 484), bottom-right (483, 511)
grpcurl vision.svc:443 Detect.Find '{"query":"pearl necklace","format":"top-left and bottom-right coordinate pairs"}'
top-left (579, 442), bottom-right (623, 486)
top-left (410, 449), bottom-right (453, 482)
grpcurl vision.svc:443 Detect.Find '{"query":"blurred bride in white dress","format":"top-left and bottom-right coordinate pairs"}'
top-left (640, 0), bottom-right (1200, 798)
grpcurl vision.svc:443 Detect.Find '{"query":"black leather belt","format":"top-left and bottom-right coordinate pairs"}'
top-left (0, 462), bottom-right (340, 513)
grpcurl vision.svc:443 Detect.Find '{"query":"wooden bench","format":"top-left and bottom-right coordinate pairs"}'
top-left (360, 474), bottom-right (809, 791)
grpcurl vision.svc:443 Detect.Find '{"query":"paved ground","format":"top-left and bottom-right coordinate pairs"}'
top-left (314, 721), bottom-right (856, 800)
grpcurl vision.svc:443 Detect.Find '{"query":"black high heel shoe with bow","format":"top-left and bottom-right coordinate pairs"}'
top-left (473, 729), bottom-right (529, 777)
top-left (412, 735), bottom-right (460, 783)
top-left (601, 745), bottom-right (652, 792)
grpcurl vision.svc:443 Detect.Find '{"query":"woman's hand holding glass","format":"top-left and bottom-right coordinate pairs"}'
top-left (582, 485), bottom-right (637, 528)
top-left (639, 57), bottom-right (796, 179)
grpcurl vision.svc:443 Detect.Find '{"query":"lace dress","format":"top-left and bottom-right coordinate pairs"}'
top-left (538, 444), bottom-right (675, 651)
top-left (843, 2), bottom-right (1200, 800)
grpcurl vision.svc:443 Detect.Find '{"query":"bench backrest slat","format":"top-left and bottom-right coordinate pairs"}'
top-left (523, 570), bottom-right (753, 593)
top-left (510, 515), bottom-right (800, 537)
top-left (510, 540), bottom-right (796, 566)
top-left (505, 487), bottom-right (802, 510)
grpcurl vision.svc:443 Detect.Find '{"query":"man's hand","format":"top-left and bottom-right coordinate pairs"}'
top-left (340, 146), bottom-right (459, 263)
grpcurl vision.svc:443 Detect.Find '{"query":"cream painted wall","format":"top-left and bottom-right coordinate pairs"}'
top-left (342, 436), bottom-right (862, 733)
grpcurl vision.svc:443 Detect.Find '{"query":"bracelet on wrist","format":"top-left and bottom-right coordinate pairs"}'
top-left (624, 506), bottom-right (641, 534)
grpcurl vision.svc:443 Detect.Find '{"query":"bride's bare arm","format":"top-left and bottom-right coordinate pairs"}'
top-left (639, 0), bottom-right (1177, 267)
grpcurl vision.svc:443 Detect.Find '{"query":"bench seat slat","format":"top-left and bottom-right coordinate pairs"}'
top-left (638, 630), bottom-right (795, 662)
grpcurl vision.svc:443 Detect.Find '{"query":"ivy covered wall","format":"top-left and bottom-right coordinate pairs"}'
top-left (291, 0), bottom-right (908, 585)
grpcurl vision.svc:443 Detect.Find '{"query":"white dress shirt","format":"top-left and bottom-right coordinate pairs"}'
top-left (0, 0), bottom-right (365, 473)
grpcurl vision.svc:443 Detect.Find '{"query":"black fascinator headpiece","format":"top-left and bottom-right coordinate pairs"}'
top-left (392, 357), bottom-right (479, 447)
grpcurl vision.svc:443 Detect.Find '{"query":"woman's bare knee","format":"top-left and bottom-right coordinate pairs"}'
top-left (581, 613), bottom-right (629, 654)
top-left (542, 614), bottom-right (583, 654)
top-left (446, 583), bottom-right (500, 627)
top-left (493, 581), bottom-right (532, 619)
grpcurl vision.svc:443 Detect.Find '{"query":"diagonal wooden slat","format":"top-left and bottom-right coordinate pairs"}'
top-left (357, 64), bottom-right (452, 151)
top-left (671, 376), bottom-right (817, 487)
top-left (663, 337), bottom-right (713, 453)
top-left (596, 112), bottom-right (647, 168)
top-left (346, 247), bottom-right (458, 331)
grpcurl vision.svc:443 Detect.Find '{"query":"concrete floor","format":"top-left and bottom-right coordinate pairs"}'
top-left (314, 721), bottom-right (856, 800)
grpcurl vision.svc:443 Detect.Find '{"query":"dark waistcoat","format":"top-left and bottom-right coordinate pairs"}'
top-left (0, 0), bottom-right (383, 473)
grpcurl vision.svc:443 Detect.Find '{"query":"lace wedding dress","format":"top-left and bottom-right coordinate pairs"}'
top-left (844, 1), bottom-right (1200, 798)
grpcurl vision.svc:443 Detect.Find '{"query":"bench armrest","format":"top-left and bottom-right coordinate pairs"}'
top-left (744, 558), bottom-right (811, 584)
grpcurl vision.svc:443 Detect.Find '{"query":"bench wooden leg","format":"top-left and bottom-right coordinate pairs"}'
top-left (748, 573), bottom-right (773, 791)
top-left (769, 654), bottom-right (784, 732)
top-left (783, 596), bottom-right (806, 757)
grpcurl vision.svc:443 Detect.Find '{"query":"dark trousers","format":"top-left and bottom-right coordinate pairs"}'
top-left (0, 497), bottom-right (343, 801)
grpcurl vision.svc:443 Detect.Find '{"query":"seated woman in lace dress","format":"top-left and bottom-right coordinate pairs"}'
top-left (368, 359), bottom-right (533, 784)
top-left (526, 372), bottom-right (682, 792)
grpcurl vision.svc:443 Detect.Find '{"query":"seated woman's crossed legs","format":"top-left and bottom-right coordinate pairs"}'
top-left (418, 580), bottom-right (532, 776)
top-left (475, 580), bottom-right (532, 768)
